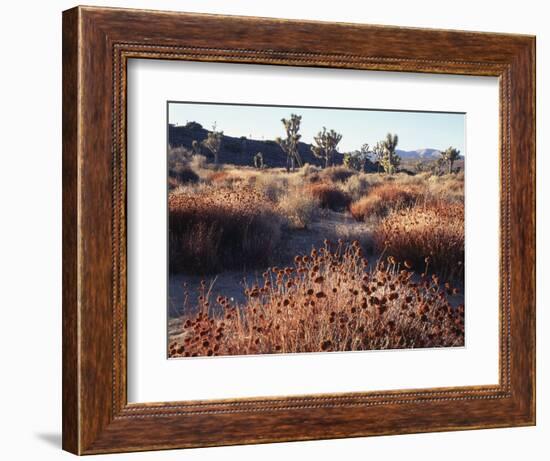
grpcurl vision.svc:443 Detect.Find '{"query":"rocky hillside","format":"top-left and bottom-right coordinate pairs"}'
top-left (168, 122), bottom-right (345, 169)
top-left (168, 122), bottom-right (454, 170)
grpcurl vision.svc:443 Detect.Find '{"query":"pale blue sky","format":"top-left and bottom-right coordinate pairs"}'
top-left (168, 102), bottom-right (465, 154)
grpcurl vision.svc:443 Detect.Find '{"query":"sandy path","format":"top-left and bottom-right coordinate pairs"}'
top-left (168, 210), bottom-right (370, 318)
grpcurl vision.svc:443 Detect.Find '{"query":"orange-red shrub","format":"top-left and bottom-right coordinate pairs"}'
top-left (169, 186), bottom-right (281, 274)
top-left (319, 166), bottom-right (356, 183)
top-left (307, 183), bottom-right (351, 211)
top-left (373, 202), bottom-right (464, 281)
top-left (207, 171), bottom-right (232, 183)
top-left (350, 183), bottom-right (422, 221)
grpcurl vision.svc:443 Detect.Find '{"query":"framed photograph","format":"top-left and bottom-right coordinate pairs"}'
top-left (62, 6), bottom-right (535, 455)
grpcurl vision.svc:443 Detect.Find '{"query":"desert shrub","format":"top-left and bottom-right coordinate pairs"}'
top-left (255, 173), bottom-right (288, 202)
top-left (306, 183), bottom-right (351, 211)
top-left (241, 171), bottom-right (262, 188)
top-left (372, 202), bottom-right (464, 281)
top-left (229, 168), bottom-right (264, 184)
top-left (206, 168), bottom-right (259, 186)
top-left (168, 145), bottom-right (192, 169)
top-left (169, 167), bottom-right (199, 185)
top-left (168, 176), bottom-right (180, 191)
top-left (408, 171), bottom-right (433, 183)
top-left (278, 192), bottom-right (319, 229)
top-left (454, 171), bottom-right (465, 182)
top-left (171, 180), bottom-right (217, 197)
top-left (169, 186), bottom-right (282, 274)
top-left (350, 195), bottom-right (386, 220)
top-left (168, 241), bottom-right (464, 357)
top-left (305, 172), bottom-right (322, 184)
top-left (350, 183), bottom-right (423, 221)
top-left (427, 173), bottom-right (464, 203)
top-left (342, 174), bottom-right (379, 201)
top-left (189, 154), bottom-right (208, 171)
top-left (207, 171), bottom-right (232, 184)
top-left (319, 165), bottom-right (356, 183)
top-left (299, 163), bottom-right (321, 178)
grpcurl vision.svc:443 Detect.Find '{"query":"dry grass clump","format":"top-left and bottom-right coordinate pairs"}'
top-left (168, 241), bottom-right (464, 357)
top-left (373, 202), bottom-right (464, 281)
top-left (427, 173), bottom-right (464, 203)
top-left (304, 172), bottom-right (322, 184)
top-left (206, 170), bottom-right (234, 185)
top-left (350, 183), bottom-right (423, 221)
top-left (169, 186), bottom-right (282, 274)
top-left (168, 145), bottom-right (200, 189)
top-left (307, 183), bottom-right (351, 211)
top-left (299, 163), bottom-right (321, 178)
top-left (254, 173), bottom-right (289, 202)
top-left (168, 145), bottom-right (192, 170)
top-left (168, 168), bottom-right (199, 189)
top-left (342, 173), bottom-right (381, 201)
top-left (319, 166), bottom-right (357, 183)
top-left (278, 191), bottom-right (319, 229)
top-left (189, 154), bottom-right (209, 171)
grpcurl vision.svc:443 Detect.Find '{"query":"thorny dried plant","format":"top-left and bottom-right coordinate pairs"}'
top-left (373, 202), bottom-right (465, 282)
top-left (169, 185), bottom-right (282, 274)
top-left (350, 183), bottom-right (423, 220)
top-left (169, 241), bottom-right (464, 358)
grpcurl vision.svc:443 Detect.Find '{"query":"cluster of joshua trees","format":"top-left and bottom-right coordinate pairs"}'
top-left (275, 113), bottom-right (402, 174)
top-left (191, 114), bottom-right (461, 175)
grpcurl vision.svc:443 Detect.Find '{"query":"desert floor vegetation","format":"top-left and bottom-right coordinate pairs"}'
top-left (372, 201), bottom-right (464, 282)
top-left (349, 183), bottom-right (422, 220)
top-left (167, 147), bottom-right (465, 357)
top-left (169, 241), bottom-right (464, 357)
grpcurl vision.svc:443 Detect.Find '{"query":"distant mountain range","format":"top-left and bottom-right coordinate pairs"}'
top-left (396, 148), bottom-right (443, 160)
top-left (169, 123), bottom-right (459, 168)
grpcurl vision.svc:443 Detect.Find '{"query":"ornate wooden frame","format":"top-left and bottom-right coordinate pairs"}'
top-left (62, 5), bottom-right (536, 455)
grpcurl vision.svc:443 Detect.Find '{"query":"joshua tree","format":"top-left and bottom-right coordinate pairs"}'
top-left (311, 127), bottom-right (343, 168)
top-left (343, 143), bottom-right (370, 172)
top-left (343, 153), bottom-right (358, 171)
top-left (253, 152), bottom-right (264, 169)
top-left (431, 157), bottom-right (446, 176)
top-left (202, 124), bottom-right (223, 165)
top-left (379, 133), bottom-right (400, 175)
top-left (442, 146), bottom-right (461, 174)
top-left (370, 141), bottom-right (385, 174)
top-left (275, 114), bottom-right (303, 172)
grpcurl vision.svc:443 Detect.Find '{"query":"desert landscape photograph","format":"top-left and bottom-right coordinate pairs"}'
top-left (166, 102), bottom-right (465, 358)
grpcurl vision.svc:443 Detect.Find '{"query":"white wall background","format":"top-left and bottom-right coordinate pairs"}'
top-left (0, 0), bottom-right (546, 459)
